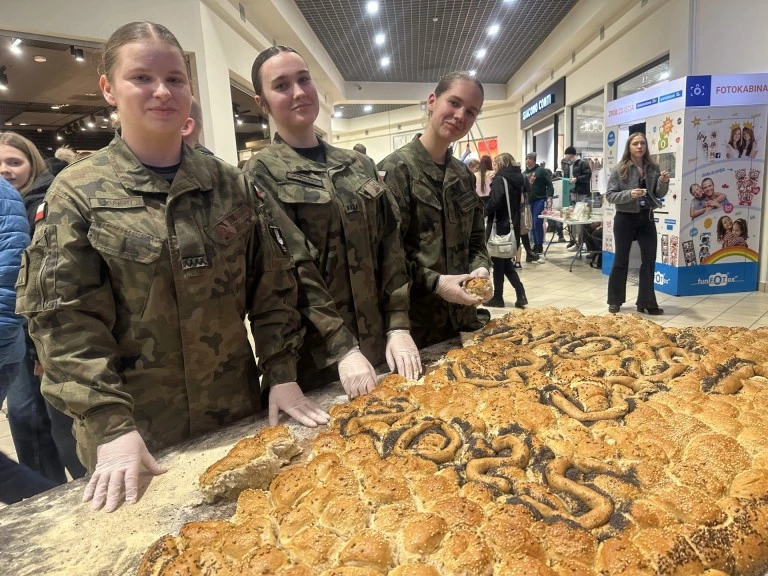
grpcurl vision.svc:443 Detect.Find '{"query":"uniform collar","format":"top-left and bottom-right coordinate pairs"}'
top-left (107, 133), bottom-right (214, 195)
top-left (271, 133), bottom-right (356, 172)
top-left (407, 134), bottom-right (459, 182)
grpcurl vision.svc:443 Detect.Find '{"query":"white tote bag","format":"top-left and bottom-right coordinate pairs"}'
top-left (487, 178), bottom-right (517, 258)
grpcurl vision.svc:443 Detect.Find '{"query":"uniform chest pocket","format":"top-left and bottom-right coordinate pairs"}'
top-left (411, 180), bottom-right (443, 243)
top-left (87, 221), bottom-right (163, 317)
top-left (455, 190), bottom-right (478, 213)
top-left (276, 183), bottom-right (333, 253)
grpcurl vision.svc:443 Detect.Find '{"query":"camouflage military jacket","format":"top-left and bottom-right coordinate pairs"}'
top-left (378, 135), bottom-right (491, 332)
top-left (246, 135), bottom-right (409, 369)
top-left (15, 135), bottom-right (303, 464)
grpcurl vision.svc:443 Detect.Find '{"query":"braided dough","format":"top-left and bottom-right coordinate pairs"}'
top-left (140, 309), bottom-right (768, 575)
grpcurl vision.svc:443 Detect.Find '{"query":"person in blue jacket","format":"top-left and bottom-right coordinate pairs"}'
top-left (0, 177), bottom-right (57, 503)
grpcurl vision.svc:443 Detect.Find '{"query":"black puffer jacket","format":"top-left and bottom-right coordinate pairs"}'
top-left (22, 171), bottom-right (54, 231)
top-left (485, 165), bottom-right (528, 239)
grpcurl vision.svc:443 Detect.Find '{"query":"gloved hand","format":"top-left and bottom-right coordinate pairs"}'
top-left (468, 267), bottom-right (493, 303)
top-left (269, 382), bottom-right (329, 428)
top-left (338, 346), bottom-right (377, 399)
top-left (469, 267), bottom-right (490, 279)
top-left (385, 330), bottom-right (422, 380)
top-left (83, 430), bottom-right (166, 513)
top-left (435, 274), bottom-right (482, 306)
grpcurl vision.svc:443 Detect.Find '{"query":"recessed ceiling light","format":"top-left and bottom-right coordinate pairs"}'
top-left (10, 38), bottom-right (22, 55)
top-left (84, 92), bottom-right (98, 97)
top-left (374, 33), bottom-right (385, 46)
top-left (366, 1), bottom-right (379, 14)
top-left (469, 70), bottom-right (477, 77)
top-left (51, 104), bottom-right (62, 110)
top-left (339, 105), bottom-right (344, 109)
top-left (261, 123), bottom-right (268, 129)
top-left (363, 105), bottom-right (373, 112)
top-left (333, 111), bottom-right (342, 118)
top-left (476, 48), bottom-right (487, 59)
top-left (3, 122), bottom-right (11, 125)
top-left (659, 71), bottom-right (670, 80)
top-left (488, 24), bottom-right (500, 36)
top-left (56, 134), bottom-right (63, 141)
top-left (236, 119), bottom-right (243, 125)
top-left (19, 122), bottom-right (28, 126)
top-left (380, 56), bottom-right (390, 67)
top-left (33, 55), bottom-right (47, 63)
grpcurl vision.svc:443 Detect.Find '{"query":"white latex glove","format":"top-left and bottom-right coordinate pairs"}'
top-left (385, 330), bottom-right (422, 380)
top-left (436, 274), bottom-right (482, 306)
top-left (338, 346), bottom-right (377, 399)
top-left (83, 430), bottom-right (166, 513)
top-left (269, 382), bottom-right (329, 428)
top-left (469, 267), bottom-right (490, 279)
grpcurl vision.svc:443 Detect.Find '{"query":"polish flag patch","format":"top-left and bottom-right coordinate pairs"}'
top-left (34, 201), bottom-right (47, 223)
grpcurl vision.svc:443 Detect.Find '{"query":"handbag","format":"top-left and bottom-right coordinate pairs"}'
top-left (487, 177), bottom-right (518, 259)
top-left (521, 199), bottom-right (533, 235)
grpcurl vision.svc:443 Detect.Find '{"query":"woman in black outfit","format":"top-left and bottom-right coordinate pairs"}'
top-left (605, 132), bottom-right (669, 315)
top-left (485, 153), bottom-right (528, 308)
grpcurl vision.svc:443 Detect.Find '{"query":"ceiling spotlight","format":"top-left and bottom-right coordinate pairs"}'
top-left (261, 123), bottom-right (268, 129)
top-left (333, 111), bottom-right (342, 118)
top-left (469, 70), bottom-right (477, 77)
top-left (659, 71), bottom-right (670, 80)
top-left (0, 65), bottom-right (8, 91)
top-left (380, 56), bottom-right (390, 67)
top-left (33, 55), bottom-right (47, 63)
top-left (10, 38), bottom-right (22, 55)
top-left (51, 104), bottom-right (62, 109)
top-left (366, 1), bottom-right (379, 15)
top-left (19, 123), bottom-right (28, 126)
top-left (79, 122), bottom-right (86, 131)
top-left (56, 133), bottom-right (63, 141)
top-left (476, 48), bottom-right (487, 59)
top-left (87, 115), bottom-right (96, 128)
top-left (363, 105), bottom-right (373, 112)
top-left (374, 33), bottom-right (385, 46)
top-left (237, 119), bottom-right (244, 125)
top-left (487, 24), bottom-right (500, 36)
top-left (70, 46), bottom-right (85, 62)
top-left (110, 111), bottom-right (119, 122)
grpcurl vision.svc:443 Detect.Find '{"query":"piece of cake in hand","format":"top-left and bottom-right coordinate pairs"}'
top-left (199, 425), bottom-right (301, 503)
top-left (464, 277), bottom-right (492, 300)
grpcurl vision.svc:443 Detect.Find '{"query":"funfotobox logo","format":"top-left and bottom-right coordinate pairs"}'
top-left (654, 272), bottom-right (670, 285)
top-left (696, 272), bottom-right (739, 286)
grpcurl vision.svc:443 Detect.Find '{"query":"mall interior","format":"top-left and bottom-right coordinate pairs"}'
top-left (4, 1), bottom-right (768, 573)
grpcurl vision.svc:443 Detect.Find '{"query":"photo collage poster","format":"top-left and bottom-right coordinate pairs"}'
top-left (680, 106), bottom-right (766, 268)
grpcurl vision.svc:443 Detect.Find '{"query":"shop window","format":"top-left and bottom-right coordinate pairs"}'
top-left (570, 91), bottom-right (605, 184)
top-left (613, 56), bottom-right (670, 100)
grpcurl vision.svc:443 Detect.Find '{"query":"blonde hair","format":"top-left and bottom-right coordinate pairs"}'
top-left (495, 152), bottom-right (517, 169)
top-left (0, 132), bottom-right (47, 195)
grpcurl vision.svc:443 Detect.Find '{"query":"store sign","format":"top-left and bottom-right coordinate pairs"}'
top-left (522, 93), bottom-right (555, 121)
top-left (521, 77), bottom-right (566, 129)
top-left (606, 77), bottom-right (686, 126)
top-left (686, 73), bottom-right (768, 107)
top-left (579, 119), bottom-right (604, 133)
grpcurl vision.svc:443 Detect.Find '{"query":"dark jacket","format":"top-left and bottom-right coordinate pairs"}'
top-left (485, 165), bottom-right (527, 238)
top-left (22, 172), bottom-right (54, 231)
top-left (566, 157), bottom-right (592, 197)
top-left (523, 164), bottom-right (554, 201)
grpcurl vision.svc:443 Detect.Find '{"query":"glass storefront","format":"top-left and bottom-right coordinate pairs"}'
top-left (613, 56), bottom-right (671, 100)
top-left (571, 91), bottom-right (605, 184)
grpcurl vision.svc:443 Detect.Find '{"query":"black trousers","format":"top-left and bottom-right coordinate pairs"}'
top-left (608, 210), bottom-right (658, 308)
top-left (491, 257), bottom-right (526, 302)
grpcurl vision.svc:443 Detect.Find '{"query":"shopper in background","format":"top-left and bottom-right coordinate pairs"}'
top-left (475, 154), bottom-right (494, 207)
top-left (485, 152), bottom-right (529, 308)
top-left (0, 131), bottom-right (86, 484)
top-left (352, 143), bottom-right (367, 155)
top-left (378, 71), bottom-right (491, 348)
top-left (493, 153), bottom-right (540, 267)
top-left (0, 176), bottom-right (58, 504)
top-left (562, 145), bottom-right (593, 250)
top-left (523, 152), bottom-right (554, 253)
top-left (605, 131), bottom-right (669, 315)
top-left (245, 45), bottom-right (420, 393)
top-left (16, 22), bottom-right (311, 512)
top-left (45, 145), bottom-right (79, 176)
top-left (181, 96), bottom-right (214, 156)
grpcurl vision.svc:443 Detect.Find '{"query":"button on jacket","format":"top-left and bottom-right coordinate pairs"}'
top-left (606, 163), bottom-right (669, 212)
top-left (378, 136), bottom-right (491, 336)
top-left (245, 135), bottom-right (410, 370)
top-left (15, 135), bottom-right (303, 467)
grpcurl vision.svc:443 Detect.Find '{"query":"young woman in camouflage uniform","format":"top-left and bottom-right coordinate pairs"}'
top-left (245, 46), bottom-right (421, 394)
top-left (378, 73), bottom-right (492, 348)
top-left (15, 23), bottom-right (317, 513)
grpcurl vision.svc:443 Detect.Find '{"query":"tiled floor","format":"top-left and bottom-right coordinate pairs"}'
top-left (485, 240), bottom-right (768, 329)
